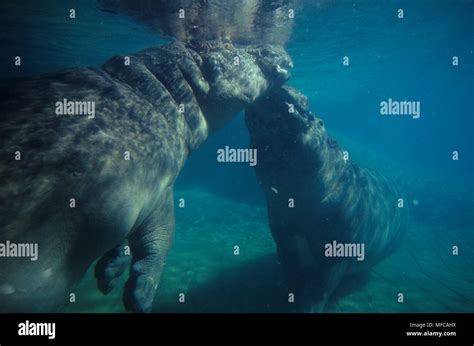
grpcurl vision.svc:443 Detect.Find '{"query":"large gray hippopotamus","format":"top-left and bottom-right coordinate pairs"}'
top-left (245, 86), bottom-right (404, 312)
top-left (0, 41), bottom-right (292, 312)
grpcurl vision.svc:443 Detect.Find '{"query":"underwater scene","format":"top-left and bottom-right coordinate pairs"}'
top-left (0, 0), bottom-right (473, 314)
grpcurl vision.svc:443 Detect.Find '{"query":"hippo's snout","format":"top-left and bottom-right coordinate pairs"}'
top-left (245, 44), bottom-right (293, 85)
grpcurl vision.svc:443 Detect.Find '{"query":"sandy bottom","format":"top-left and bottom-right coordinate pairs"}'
top-left (62, 185), bottom-right (473, 313)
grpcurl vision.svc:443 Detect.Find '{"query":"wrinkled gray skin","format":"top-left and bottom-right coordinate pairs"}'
top-left (245, 87), bottom-right (404, 312)
top-left (0, 41), bottom-right (292, 312)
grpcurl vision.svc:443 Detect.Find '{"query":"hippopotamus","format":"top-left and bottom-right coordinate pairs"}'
top-left (245, 86), bottom-right (404, 312)
top-left (0, 41), bottom-right (292, 312)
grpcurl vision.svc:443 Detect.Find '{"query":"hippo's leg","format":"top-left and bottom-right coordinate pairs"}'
top-left (308, 260), bottom-right (349, 313)
top-left (272, 229), bottom-right (313, 311)
top-left (123, 187), bottom-right (176, 312)
top-left (95, 242), bottom-right (131, 294)
top-left (273, 233), bottom-right (302, 286)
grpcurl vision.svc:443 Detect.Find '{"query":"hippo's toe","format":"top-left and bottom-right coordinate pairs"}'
top-left (123, 272), bottom-right (157, 313)
top-left (95, 242), bottom-right (131, 294)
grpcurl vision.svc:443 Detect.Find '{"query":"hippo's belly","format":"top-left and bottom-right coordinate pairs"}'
top-left (0, 171), bottom-right (160, 311)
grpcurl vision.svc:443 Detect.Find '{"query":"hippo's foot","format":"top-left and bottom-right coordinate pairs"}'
top-left (95, 242), bottom-right (131, 294)
top-left (304, 295), bottom-right (329, 313)
top-left (305, 262), bottom-right (350, 313)
top-left (95, 187), bottom-right (176, 312)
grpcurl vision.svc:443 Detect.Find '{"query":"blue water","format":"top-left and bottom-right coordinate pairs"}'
top-left (288, 0), bottom-right (474, 181)
top-left (0, 0), bottom-right (472, 312)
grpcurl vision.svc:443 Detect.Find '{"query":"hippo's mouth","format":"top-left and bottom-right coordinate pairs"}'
top-left (246, 45), bottom-right (294, 85)
top-left (276, 63), bottom-right (291, 79)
